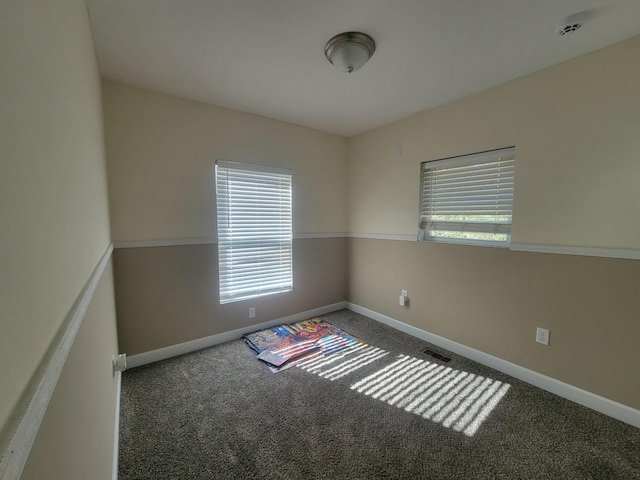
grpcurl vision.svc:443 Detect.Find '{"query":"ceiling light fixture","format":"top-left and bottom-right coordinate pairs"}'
top-left (324, 32), bottom-right (375, 73)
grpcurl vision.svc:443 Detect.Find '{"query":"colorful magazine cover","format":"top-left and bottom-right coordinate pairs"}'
top-left (242, 318), bottom-right (366, 373)
top-left (256, 340), bottom-right (320, 367)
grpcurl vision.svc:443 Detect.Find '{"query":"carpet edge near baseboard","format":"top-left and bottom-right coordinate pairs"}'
top-left (125, 300), bottom-right (639, 429)
top-left (126, 301), bottom-right (348, 369)
top-left (346, 302), bottom-right (640, 429)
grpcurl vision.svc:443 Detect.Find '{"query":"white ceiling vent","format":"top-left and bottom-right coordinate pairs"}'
top-left (558, 23), bottom-right (582, 36)
top-left (557, 11), bottom-right (590, 36)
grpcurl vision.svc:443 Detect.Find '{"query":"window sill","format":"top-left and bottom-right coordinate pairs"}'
top-left (418, 237), bottom-right (510, 249)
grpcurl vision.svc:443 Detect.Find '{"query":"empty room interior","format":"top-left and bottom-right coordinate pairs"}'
top-left (2, 1), bottom-right (640, 479)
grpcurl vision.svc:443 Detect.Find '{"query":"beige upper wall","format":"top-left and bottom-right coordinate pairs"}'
top-left (0, 0), bottom-right (112, 431)
top-left (103, 80), bottom-right (348, 241)
top-left (347, 35), bottom-right (640, 249)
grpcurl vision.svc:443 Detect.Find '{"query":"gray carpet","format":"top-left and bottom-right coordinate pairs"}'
top-left (118, 310), bottom-right (640, 479)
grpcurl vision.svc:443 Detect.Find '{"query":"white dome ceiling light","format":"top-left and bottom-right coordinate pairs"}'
top-left (324, 32), bottom-right (376, 73)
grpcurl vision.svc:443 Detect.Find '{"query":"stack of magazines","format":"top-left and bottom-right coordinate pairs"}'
top-left (243, 317), bottom-right (365, 373)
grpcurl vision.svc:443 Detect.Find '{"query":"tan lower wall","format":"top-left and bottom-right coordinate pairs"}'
top-left (20, 260), bottom-right (119, 480)
top-left (348, 238), bottom-right (640, 410)
top-left (114, 237), bottom-right (348, 355)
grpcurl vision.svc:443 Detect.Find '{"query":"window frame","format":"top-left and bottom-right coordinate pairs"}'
top-left (215, 160), bottom-right (293, 304)
top-left (418, 146), bottom-right (515, 248)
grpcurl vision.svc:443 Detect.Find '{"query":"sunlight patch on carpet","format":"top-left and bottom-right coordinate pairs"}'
top-left (297, 345), bottom-right (389, 380)
top-left (350, 354), bottom-right (511, 436)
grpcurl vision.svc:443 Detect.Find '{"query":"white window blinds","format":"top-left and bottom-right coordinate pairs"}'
top-left (215, 161), bottom-right (293, 304)
top-left (419, 147), bottom-right (515, 244)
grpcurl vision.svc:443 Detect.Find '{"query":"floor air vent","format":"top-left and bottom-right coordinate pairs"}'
top-left (422, 348), bottom-right (452, 363)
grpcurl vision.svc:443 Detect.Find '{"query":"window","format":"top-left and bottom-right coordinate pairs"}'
top-left (215, 161), bottom-right (293, 304)
top-left (419, 147), bottom-right (515, 246)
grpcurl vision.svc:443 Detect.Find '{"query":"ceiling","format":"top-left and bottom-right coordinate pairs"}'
top-left (86, 0), bottom-right (640, 137)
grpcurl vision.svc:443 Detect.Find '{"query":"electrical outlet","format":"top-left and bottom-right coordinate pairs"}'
top-left (112, 353), bottom-right (127, 373)
top-left (399, 290), bottom-right (409, 307)
top-left (249, 307), bottom-right (256, 319)
top-left (536, 327), bottom-right (550, 346)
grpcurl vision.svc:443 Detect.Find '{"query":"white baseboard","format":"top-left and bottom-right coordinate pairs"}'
top-left (346, 302), bottom-right (640, 429)
top-left (123, 300), bottom-right (639, 428)
top-left (126, 301), bottom-right (348, 369)
top-left (112, 371), bottom-right (121, 480)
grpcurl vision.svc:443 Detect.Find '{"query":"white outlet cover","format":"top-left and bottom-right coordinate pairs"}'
top-left (536, 327), bottom-right (550, 346)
